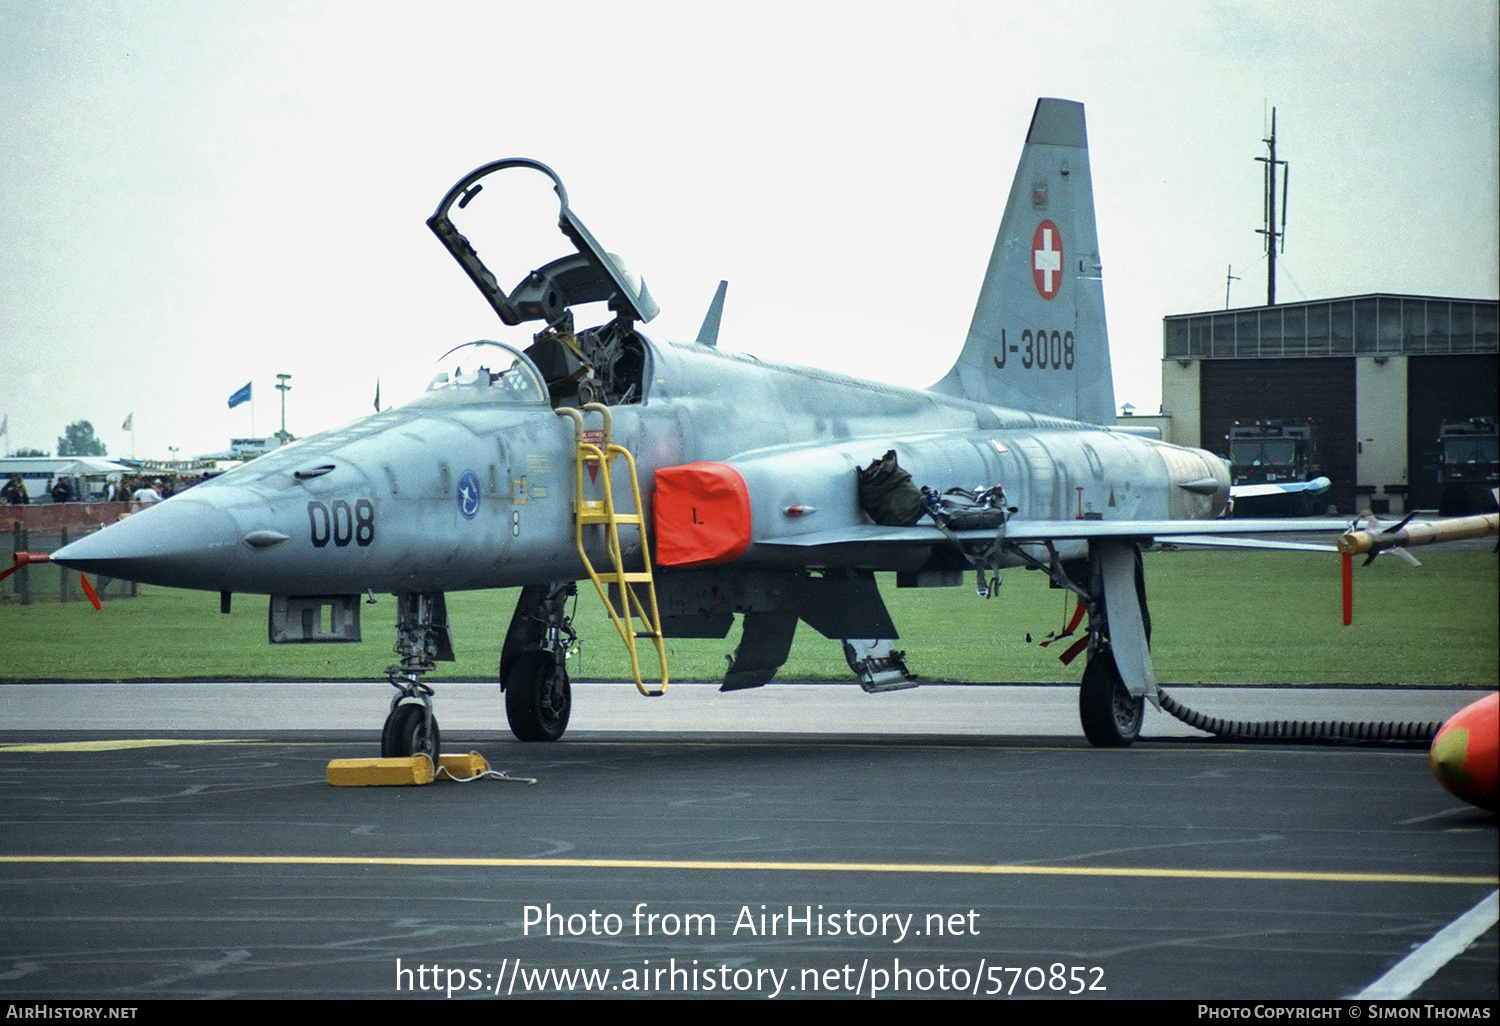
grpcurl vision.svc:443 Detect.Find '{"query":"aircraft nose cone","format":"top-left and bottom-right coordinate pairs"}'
top-left (52, 498), bottom-right (241, 589)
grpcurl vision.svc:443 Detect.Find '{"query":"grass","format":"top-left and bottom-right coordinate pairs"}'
top-left (1, 549), bottom-right (1494, 686)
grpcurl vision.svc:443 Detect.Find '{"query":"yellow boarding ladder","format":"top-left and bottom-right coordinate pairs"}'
top-left (555, 403), bottom-right (667, 697)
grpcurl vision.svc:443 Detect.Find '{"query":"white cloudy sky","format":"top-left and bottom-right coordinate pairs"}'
top-left (2, 1), bottom-right (1496, 459)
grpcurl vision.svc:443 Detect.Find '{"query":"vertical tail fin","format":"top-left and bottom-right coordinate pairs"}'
top-left (931, 98), bottom-right (1114, 425)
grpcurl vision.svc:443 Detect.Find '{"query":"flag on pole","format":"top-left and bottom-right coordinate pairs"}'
top-left (228, 382), bottom-right (252, 409)
top-left (121, 413), bottom-right (133, 431)
top-left (373, 377), bottom-right (380, 413)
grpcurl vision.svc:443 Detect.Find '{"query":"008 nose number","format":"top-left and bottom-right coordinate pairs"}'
top-left (307, 500), bottom-right (375, 548)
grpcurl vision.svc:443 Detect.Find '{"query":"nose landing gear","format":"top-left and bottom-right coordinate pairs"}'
top-left (380, 593), bottom-right (454, 762)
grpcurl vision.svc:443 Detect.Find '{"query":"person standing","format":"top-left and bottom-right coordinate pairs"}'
top-left (2, 476), bottom-right (28, 504)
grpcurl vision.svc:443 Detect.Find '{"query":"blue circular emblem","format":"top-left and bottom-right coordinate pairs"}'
top-left (457, 470), bottom-right (482, 520)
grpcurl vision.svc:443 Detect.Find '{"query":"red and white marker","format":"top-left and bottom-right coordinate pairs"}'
top-left (1031, 220), bottom-right (1063, 300)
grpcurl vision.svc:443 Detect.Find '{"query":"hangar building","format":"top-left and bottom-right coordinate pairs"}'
top-left (1157, 293), bottom-right (1498, 514)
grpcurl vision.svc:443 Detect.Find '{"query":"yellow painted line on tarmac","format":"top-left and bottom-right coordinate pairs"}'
top-left (0, 854), bottom-right (1491, 885)
top-left (0, 739), bottom-right (262, 753)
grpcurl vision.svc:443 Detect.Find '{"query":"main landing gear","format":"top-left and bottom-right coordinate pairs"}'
top-left (500, 582), bottom-right (577, 742)
top-left (1076, 540), bottom-right (1151, 748)
top-left (1011, 539), bottom-right (1152, 748)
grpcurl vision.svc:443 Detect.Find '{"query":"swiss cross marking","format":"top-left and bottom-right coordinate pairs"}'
top-left (1032, 219), bottom-right (1063, 300)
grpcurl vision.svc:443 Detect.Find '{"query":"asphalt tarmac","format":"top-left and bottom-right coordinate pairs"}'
top-left (0, 681), bottom-right (1494, 1002)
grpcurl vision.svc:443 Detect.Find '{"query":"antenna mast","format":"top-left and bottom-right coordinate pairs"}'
top-left (1256, 107), bottom-right (1289, 305)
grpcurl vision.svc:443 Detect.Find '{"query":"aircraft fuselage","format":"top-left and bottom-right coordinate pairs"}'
top-left (60, 332), bottom-right (1227, 597)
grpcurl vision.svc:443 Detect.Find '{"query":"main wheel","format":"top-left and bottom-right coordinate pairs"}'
top-left (381, 702), bottom-right (441, 763)
top-left (505, 650), bottom-right (571, 742)
top-left (1078, 650), bottom-right (1143, 748)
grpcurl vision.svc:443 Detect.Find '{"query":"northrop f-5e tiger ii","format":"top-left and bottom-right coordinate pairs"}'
top-left (54, 98), bottom-right (1339, 757)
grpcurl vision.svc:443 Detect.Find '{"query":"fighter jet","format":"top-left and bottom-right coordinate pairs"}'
top-left (53, 98), bottom-right (1344, 757)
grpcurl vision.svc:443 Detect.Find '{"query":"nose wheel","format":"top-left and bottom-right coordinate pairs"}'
top-left (382, 698), bottom-right (441, 763)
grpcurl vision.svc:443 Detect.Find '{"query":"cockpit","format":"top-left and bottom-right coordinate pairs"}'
top-left (422, 341), bottom-right (549, 404)
top-left (523, 314), bottom-right (649, 408)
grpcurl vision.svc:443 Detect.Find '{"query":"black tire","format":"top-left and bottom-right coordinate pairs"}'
top-left (1078, 649), bottom-right (1143, 748)
top-left (505, 650), bottom-right (571, 742)
top-left (381, 702), bottom-right (441, 763)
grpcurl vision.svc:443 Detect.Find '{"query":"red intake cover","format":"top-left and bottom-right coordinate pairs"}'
top-left (653, 462), bottom-right (752, 567)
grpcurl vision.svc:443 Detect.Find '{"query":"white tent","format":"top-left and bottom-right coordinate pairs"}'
top-left (0, 457), bottom-right (133, 501)
top-left (0, 457), bottom-right (133, 477)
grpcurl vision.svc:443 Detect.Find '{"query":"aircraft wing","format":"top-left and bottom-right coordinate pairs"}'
top-left (1146, 535), bottom-right (1336, 552)
top-left (756, 517), bottom-right (1346, 551)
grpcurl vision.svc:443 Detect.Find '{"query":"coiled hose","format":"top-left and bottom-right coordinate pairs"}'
top-left (1157, 688), bottom-right (1443, 744)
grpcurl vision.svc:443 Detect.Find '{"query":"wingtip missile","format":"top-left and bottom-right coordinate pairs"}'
top-left (1338, 511), bottom-right (1497, 624)
top-left (1338, 512), bottom-right (1498, 557)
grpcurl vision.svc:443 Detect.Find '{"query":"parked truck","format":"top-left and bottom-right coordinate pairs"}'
top-left (1227, 419), bottom-right (1324, 516)
top-left (1435, 417), bottom-right (1498, 515)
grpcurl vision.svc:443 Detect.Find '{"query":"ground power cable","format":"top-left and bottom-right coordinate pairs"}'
top-left (1156, 688), bottom-right (1443, 744)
